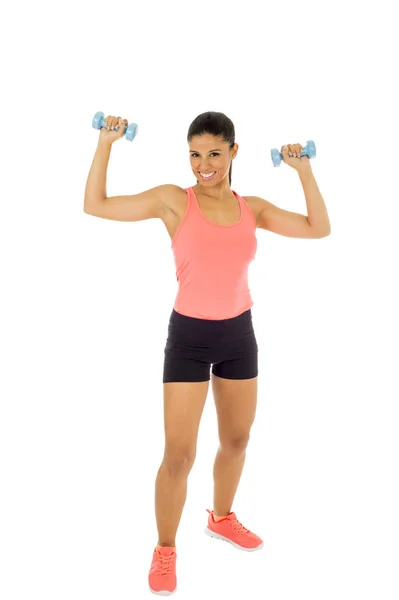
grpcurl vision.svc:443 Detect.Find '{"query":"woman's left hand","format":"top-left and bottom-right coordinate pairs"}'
top-left (281, 143), bottom-right (311, 172)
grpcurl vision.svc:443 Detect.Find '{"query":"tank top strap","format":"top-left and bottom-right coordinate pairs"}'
top-left (233, 191), bottom-right (257, 228)
top-left (184, 186), bottom-right (200, 219)
top-left (183, 187), bottom-right (256, 228)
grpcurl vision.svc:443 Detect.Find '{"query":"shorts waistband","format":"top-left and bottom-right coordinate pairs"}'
top-left (171, 308), bottom-right (252, 327)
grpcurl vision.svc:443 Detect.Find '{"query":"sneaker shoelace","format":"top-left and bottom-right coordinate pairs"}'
top-left (230, 519), bottom-right (251, 535)
top-left (156, 552), bottom-right (175, 575)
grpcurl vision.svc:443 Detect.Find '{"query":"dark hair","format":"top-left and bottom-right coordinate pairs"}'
top-left (187, 111), bottom-right (235, 186)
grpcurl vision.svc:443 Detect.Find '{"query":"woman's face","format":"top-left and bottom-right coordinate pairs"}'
top-left (189, 134), bottom-right (237, 185)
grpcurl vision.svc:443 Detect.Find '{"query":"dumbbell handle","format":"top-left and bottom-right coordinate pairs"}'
top-left (271, 140), bottom-right (316, 167)
top-left (99, 115), bottom-right (127, 132)
top-left (277, 145), bottom-right (310, 160)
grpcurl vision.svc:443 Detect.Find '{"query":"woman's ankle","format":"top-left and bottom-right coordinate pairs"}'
top-left (156, 542), bottom-right (176, 550)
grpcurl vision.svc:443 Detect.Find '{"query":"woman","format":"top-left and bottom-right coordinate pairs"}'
top-left (84, 111), bottom-right (331, 596)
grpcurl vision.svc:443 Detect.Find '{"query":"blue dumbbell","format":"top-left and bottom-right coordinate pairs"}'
top-left (92, 111), bottom-right (138, 142)
top-left (271, 140), bottom-right (316, 167)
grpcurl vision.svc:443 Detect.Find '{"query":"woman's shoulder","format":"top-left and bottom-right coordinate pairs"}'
top-left (159, 184), bottom-right (188, 219)
top-left (241, 195), bottom-right (262, 224)
top-left (158, 184), bottom-right (186, 206)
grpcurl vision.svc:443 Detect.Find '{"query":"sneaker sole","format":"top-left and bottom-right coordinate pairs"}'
top-left (149, 586), bottom-right (176, 596)
top-left (204, 527), bottom-right (264, 552)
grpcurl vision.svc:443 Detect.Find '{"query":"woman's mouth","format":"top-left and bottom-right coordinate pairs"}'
top-left (199, 171), bottom-right (216, 181)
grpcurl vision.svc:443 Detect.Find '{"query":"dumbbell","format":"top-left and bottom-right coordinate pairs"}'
top-left (271, 140), bottom-right (316, 167)
top-left (92, 111), bottom-right (138, 142)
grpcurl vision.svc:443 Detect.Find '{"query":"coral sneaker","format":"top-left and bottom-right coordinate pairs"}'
top-left (148, 546), bottom-right (177, 596)
top-left (205, 509), bottom-right (264, 551)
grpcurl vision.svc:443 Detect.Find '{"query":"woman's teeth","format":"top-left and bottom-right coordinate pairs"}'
top-left (200, 172), bottom-right (216, 180)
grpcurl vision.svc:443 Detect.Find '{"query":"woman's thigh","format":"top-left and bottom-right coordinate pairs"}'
top-left (211, 374), bottom-right (258, 445)
top-left (163, 381), bottom-right (209, 457)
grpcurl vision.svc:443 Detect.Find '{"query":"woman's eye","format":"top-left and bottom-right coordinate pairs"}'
top-left (192, 153), bottom-right (219, 158)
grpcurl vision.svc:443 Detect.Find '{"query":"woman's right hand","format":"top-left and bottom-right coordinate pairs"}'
top-left (99, 115), bottom-right (129, 144)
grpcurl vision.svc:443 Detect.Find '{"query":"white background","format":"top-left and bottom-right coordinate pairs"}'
top-left (1, 0), bottom-right (398, 598)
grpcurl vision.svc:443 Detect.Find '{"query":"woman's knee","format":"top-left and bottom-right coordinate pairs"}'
top-left (220, 433), bottom-right (250, 455)
top-left (163, 444), bottom-right (196, 477)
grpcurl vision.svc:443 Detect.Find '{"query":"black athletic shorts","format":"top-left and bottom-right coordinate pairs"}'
top-left (163, 308), bottom-right (258, 383)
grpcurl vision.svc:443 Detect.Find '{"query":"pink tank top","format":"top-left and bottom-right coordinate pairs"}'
top-left (171, 187), bottom-right (258, 320)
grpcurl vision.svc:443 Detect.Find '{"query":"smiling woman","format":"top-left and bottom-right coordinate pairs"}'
top-left (187, 112), bottom-right (237, 186)
top-left (83, 109), bottom-right (330, 596)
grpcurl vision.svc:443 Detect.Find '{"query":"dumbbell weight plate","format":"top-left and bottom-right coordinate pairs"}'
top-left (92, 111), bottom-right (105, 130)
top-left (125, 123), bottom-right (138, 141)
top-left (271, 148), bottom-right (282, 167)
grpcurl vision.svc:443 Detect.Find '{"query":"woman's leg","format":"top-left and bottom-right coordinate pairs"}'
top-left (211, 375), bottom-right (258, 516)
top-left (155, 380), bottom-right (209, 547)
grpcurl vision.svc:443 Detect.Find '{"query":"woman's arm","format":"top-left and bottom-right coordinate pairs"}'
top-left (248, 169), bottom-right (331, 238)
top-left (84, 139), bottom-right (112, 210)
top-left (83, 138), bottom-right (175, 222)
